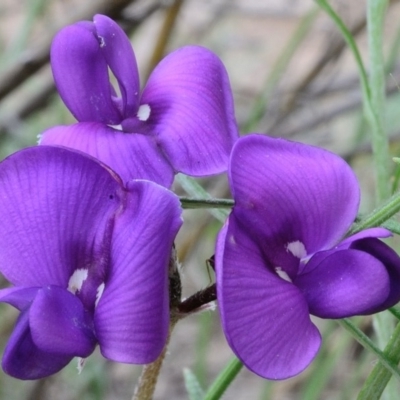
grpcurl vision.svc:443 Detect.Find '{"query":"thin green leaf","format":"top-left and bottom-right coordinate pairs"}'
top-left (315, 0), bottom-right (370, 100)
top-left (338, 318), bottom-right (400, 383)
top-left (183, 368), bottom-right (205, 400)
top-left (316, 0), bottom-right (391, 201)
top-left (357, 320), bottom-right (400, 399)
top-left (382, 219), bottom-right (400, 235)
top-left (389, 306), bottom-right (400, 321)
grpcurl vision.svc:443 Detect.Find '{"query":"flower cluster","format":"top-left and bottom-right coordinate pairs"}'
top-left (0, 13), bottom-right (400, 385)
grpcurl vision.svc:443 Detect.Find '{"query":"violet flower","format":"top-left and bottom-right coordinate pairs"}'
top-left (216, 134), bottom-right (400, 380)
top-left (39, 14), bottom-right (238, 187)
top-left (0, 146), bottom-right (182, 379)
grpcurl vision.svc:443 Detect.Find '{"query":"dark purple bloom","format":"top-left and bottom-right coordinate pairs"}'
top-left (216, 134), bottom-right (400, 380)
top-left (39, 14), bottom-right (238, 187)
top-left (0, 146), bottom-right (182, 379)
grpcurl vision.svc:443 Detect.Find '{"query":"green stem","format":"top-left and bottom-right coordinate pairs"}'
top-left (356, 2), bottom-right (394, 381)
top-left (367, 0), bottom-right (390, 202)
top-left (176, 174), bottom-right (229, 223)
top-left (347, 190), bottom-right (400, 235)
top-left (179, 197), bottom-right (234, 210)
top-left (203, 357), bottom-right (243, 400)
top-left (315, 0), bottom-right (391, 201)
top-left (357, 321), bottom-right (400, 400)
top-left (338, 319), bottom-right (400, 382)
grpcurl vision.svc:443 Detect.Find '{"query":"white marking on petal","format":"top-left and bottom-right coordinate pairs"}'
top-left (95, 283), bottom-right (105, 307)
top-left (274, 267), bottom-right (292, 282)
top-left (98, 36), bottom-right (105, 48)
top-left (137, 104), bottom-right (151, 121)
top-left (109, 124), bottom-right (123, 131)
top-left (228, 234), bottom-right (236, 245)
top-left (286, 240), bottom-right (307, 259)
top-left (68, 269), bottom-right (88, 294)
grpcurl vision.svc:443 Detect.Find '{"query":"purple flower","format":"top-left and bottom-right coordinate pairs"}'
top-left (0, 146), bottom-right (182, 379)
top-left (39, 14), bottom-right (238, 187)
top-left (216, 134), bottom-right (400, 380)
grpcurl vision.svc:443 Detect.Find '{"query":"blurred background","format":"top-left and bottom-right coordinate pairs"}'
top-left (1, 0), bottom-right (400, 399)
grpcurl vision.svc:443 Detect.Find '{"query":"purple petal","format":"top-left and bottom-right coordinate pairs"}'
top-left (3, 309), bottom-right (72, 379)
top-left (0, 146), bottom-right (122, 287)
top-left (0, 287), bottom-right (39, 311)
top-left (140, 45), bottom-right (238, 175)
top-left (229, 134), bottom-right (359, 277)
top-left (29, 286), bottom-right (96, 357)
top-left (216, 217), bottom-right (321, 379)
top-left (51, 23), bottom-right (121, 124)
top-left (40, 123), bottom-right (174, 187)
top-left (337, 227), bottom-right (392, 249)
top-left (295, 249), bottom-right (390, 318)
top-left (95, 180), bottom-right (182, 363)
top-left (350, 238), bottom-right (400, 313)
top-left (93, 14), bottom-right (140, 116)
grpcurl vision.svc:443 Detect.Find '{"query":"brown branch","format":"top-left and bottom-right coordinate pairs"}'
top-left (0, 0), bottom-right (136, 102)
top-left (276, 75), bottom-right (400, 139)
top-left (268, 15), bottom-right (367, 133)
top-left (178, 284), bottom-right (216, 314)
top-left (144, 0), bottom-right (185, 80)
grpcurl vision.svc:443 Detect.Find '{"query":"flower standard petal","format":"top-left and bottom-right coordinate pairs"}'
top-left (2, 309), bottom-right (73, 380)
top-left (51, 23), bottom-right (121, 124)
top-left (29, 286), bottom-right (96, 357)
top-left (40, 123), bottom-right (174, 187)
top-left (93, 14), bottom-right (140, 116)
top-left (295, 249), bottom-right (391, 318)
top-left (140, 45), bottom-right (239, 176)
top-left (95, 180), bottom-right (182, 363)
top-left (216, 217), bottom-right (321, 380)
top-left (229, 134), bottom-right (360, 277)
top-left (0, 146), bottom-right (123, 287)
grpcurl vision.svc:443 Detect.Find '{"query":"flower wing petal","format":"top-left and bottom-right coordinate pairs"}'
top-left (350, 238), bottom-right (400, 312)
top-left (0, 287), bottom-right (39, 311)
top-left (216, 217), bottom-right (321, 380)
top-left (2, 309), bottom-right (72, 379)
top-left (95, 180), bottom-right (182, 363)
top-left (29, 286), bottom-right (96, 357)
top-left (94, 14), bottom-right (140, 116)
top-left (338, 227), bottom-right (392, 249)
top-left (230, 134), bottom-right (359, 276)
top-left (40, 123), bottom-right (174, 187)
top-left (51, 23), bottom-right (121, 123)
top-left (0, 146), bottom-right (122, 287)
top-left (141, 45), bottom-right (238, 175)
top-left (296, 249), bottom-right (390, 318)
